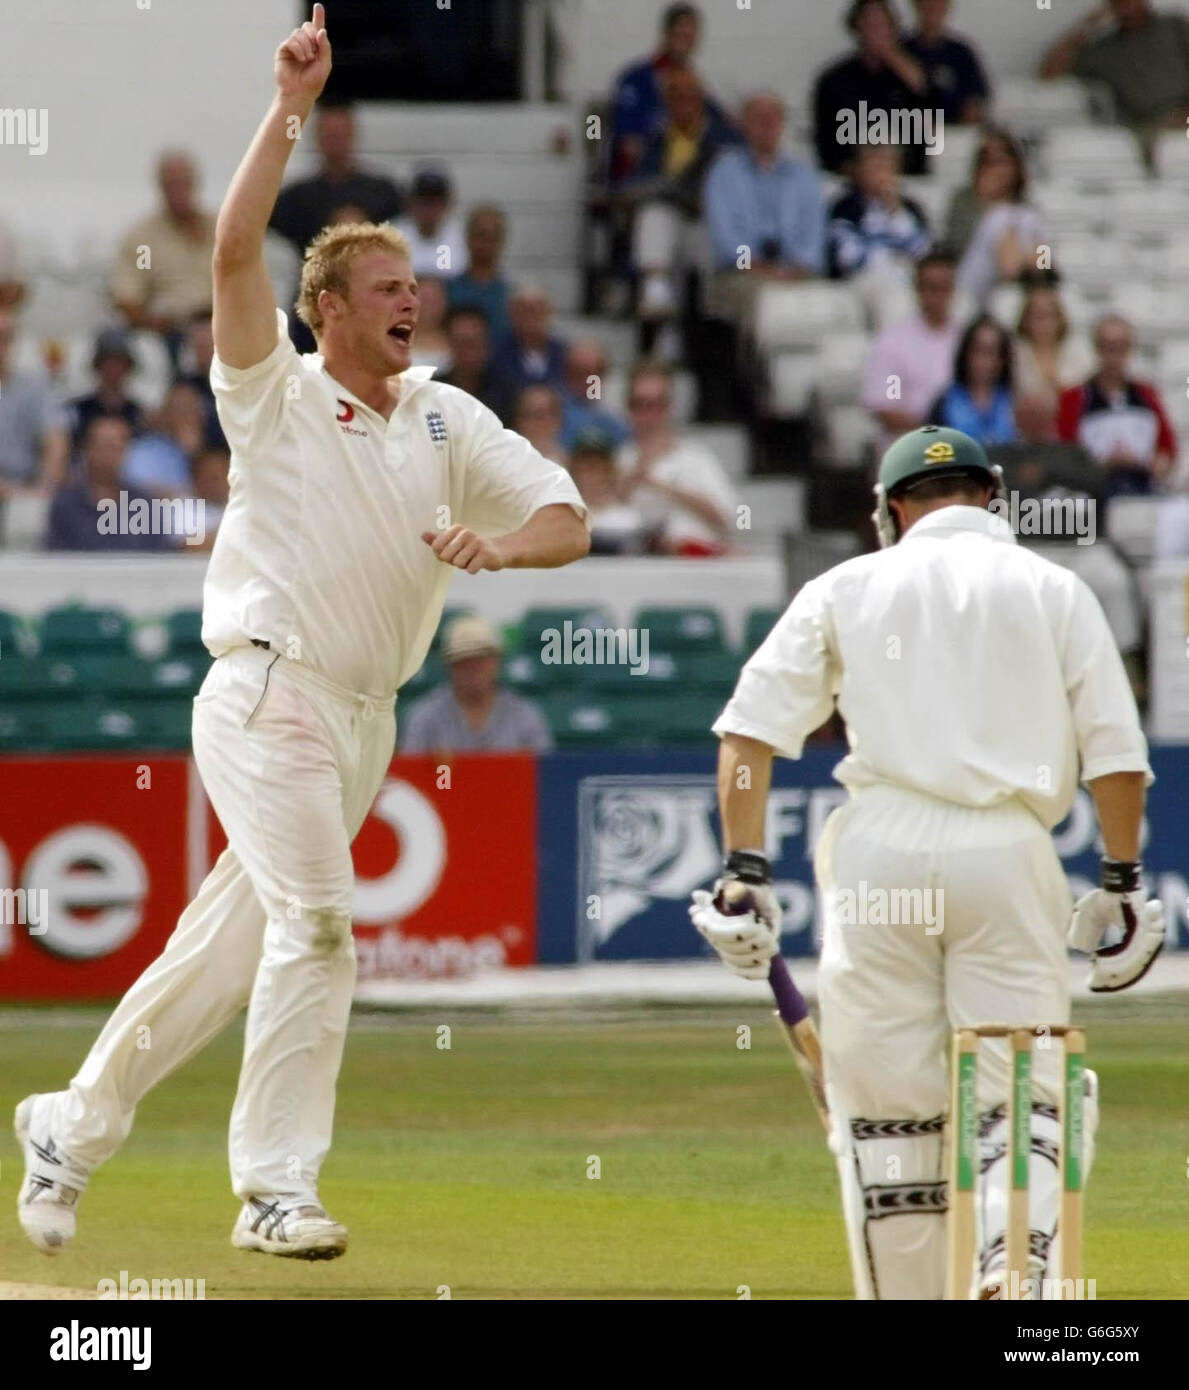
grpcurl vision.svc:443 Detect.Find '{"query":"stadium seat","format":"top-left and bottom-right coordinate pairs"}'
top-left (518, 605), bottom-right (616, 655)
top-left (1110, 281), bottom-right (1186, 344)
top-left (898, 175), bottom-right (950, 227)
top-left (753, 283), bottom-right (863, 354)
top-left (743, 606), bottom-right (783, 655)
top-left (150, 654), bottom-right (210, 697)
top-left (541, 692), bottom-right (622, 748)
top-left (1109, 183), bottom-right (1189, 240)
top-left (683, 424), bottom-right (751, 481)
top-left (1157, 239), bottom-right (1189, 286)
top-left (1108, 497), bottom-right (1165, 566)
top-left (60, 653), bottom-right (157, 697)
top-left (767, 350), bottom-right (819, 417)
top-left (735, 478), bottom-right (806, 540)
top-left (584, 649), bottom-right (680, 692)
top-left (1042, 127), bottom-right (1144, 186)
top-left (36, 700), bottom-right (149, 751)
top-left (814, 331), bottom-right (873, 407)
top-left (680, 651), bottom-right (739, 697)
top-left (992, 77), bottom-right (1090, 134)
top-left (39, 604), bottom-right (131, 653)
top-left (634, 606), bottom-right (726, 654)
top-left (0, 702), bottom-right (50, 750)
top-left (3, 491), bottom-right (51, 551)
top-left (1153, 130), bottom-right (1189, 183)
top-left (1155, 338), bottom-right (1189, 395)
top-left (503, 648), bottom-right (573, 693)
top-left (651, 690), bottom-right (724, 746)
top-left (1052, 234), bottom-right (1133, 299)
top-left (165, 608), bottom-right (205, 654)
top-left (140, 699), bottom-right (196, 751)
top-left (0, 655), bottom-right (80, 698)
top-left (1032, 181), bottom-right (1111, 241)
top-left (928, 125), bottom-right (980, 187)
top-left (0, 610), bottom-right (24, 659)
top-left (823, 404), bottom-right (879, 468)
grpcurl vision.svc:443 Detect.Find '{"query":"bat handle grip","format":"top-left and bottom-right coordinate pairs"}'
top-left (768, 954), bottom-right (810, 1028)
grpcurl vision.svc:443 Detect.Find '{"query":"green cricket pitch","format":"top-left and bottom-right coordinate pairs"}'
top-left (1, 999), bottom-right (1186, 1299)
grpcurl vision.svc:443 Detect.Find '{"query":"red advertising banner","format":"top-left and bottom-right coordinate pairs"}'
top-left (0, 755), bottom-right (192, 1000)
top-left (1, 753), bottom-right (538, 1000)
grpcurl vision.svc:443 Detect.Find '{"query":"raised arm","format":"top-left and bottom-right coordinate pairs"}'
top-left (213, 4), bottom-right (331, 369)
top-left (1038, 4), bottom-right (1108, 80)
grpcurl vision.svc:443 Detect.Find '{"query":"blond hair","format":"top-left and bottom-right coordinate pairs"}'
top-left (296, 222), bottom-right (412, 335)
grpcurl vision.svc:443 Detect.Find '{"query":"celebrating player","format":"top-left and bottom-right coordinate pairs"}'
top-left (691, 425), bottom-right (1164, 1299)
top-left (16, 4), bottom-right (588, 1261)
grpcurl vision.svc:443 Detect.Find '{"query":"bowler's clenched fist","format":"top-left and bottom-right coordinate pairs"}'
top-left (421, 526), bottom-right (506, 574)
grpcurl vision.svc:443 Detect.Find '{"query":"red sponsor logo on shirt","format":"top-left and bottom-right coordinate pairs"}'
top-left (336, 398), bottom-right (368, 437)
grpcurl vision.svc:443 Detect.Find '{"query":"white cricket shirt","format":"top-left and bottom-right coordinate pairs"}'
top-left (205, 311), bottom-right (585, 696)
top-left (714, 506), bottom-right (1152, 829)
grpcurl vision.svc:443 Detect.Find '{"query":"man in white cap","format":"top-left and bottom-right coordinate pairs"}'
top-left (401, 614), bottom-right (553, 753)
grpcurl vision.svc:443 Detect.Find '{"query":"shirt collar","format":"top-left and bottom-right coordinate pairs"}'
top-left (900, 503), bottom-right (1017, 545)
top-left (313, 358), bottom-right (438, 419)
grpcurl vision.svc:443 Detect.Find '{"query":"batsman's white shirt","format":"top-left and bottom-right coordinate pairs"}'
top-left (715, 505), bottom-right (1149, 1300)
top-left (714, 505), bottom-right (1151, 828)
top-left (205, 310), bottom-right (585, 695)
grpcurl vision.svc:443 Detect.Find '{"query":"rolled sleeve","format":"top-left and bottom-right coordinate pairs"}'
top-left (712, 581), bottom-right (837, 759)
top-left (459, 392), bottom-right (588, 535)
top-left (1061, 576), bottom-right (1153, 787)
top-left (209, 309), bottom-right (299, 454)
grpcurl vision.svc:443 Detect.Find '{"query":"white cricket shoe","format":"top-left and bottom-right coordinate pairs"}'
top-left (14, 1094), bottom-right (88, 1256)
top-left (231, 1196), bottom-right (348, 1260)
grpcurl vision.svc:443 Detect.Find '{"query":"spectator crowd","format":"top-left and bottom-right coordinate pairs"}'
top-left (4, 0), bottom-right (1189, 715)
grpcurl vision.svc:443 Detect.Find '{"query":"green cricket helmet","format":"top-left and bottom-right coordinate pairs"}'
top-left (871, 425), bottom-right (1005, 548)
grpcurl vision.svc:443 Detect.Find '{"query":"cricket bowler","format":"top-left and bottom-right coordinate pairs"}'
top-left (690, 425), bottom-right (1165, 1299)
top-left (16, 5), bottom-right (588, 1260)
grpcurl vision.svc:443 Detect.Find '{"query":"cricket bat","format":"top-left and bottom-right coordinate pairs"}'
top-left (718, 880), bottom-right (830, 1130)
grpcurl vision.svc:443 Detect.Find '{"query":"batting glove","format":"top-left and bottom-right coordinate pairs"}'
top-left (689, 850), bottom-right (782, 980)
top-left (1068, 859), bottom-right (1166, 993)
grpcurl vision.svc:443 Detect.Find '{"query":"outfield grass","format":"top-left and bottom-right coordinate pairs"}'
top-left (0, 1001), bottom-right (1185, 1299)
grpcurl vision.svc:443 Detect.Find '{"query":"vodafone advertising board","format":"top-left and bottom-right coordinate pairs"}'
top-left (0, 754), bottom-right (537, 1000)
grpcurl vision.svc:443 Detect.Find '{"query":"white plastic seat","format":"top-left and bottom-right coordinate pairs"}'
top-left (1109, 182), bottom-right (1189, 238)
top-left (1031, 181), bottom-right (1113, 239)
top-left (814, 330), bottom-right (872, 406)
top-left (1043, 126), bottom-right (1144, 185)
top-left (824, 404), bottom-right (879, 467)
top-left (1110, 281), bottom-right (1187, 343)
top-left (767, 350), bottom-right (819, 418)
top-left (753, 282), bottom-right (863, 353)
top-left (993, 78), bottom-right (1091, 133)
top-left (1107, 496), bottom-right (1167, 566)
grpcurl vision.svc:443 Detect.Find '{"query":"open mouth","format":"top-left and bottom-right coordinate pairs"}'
top-left (389, 324), bottom-right (414, 344)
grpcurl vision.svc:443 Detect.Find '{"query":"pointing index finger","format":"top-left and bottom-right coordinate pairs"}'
top-left (313, 3), bottom-right (325, 32)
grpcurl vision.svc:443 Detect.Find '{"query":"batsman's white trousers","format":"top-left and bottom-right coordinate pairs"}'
top-left (815, 784), bottom-right (1074, 1299)
top-left (49, 644), bottom-right (396, 1202)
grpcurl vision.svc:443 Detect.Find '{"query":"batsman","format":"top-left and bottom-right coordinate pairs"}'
top-left (690, 425), bottom-right (1165, 1299)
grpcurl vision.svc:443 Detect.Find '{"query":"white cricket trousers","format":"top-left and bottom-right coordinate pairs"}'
top-left (49, 644), bottom-right (396, 1203)
top-left (814, 784), bottom-right (1076, 1300)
